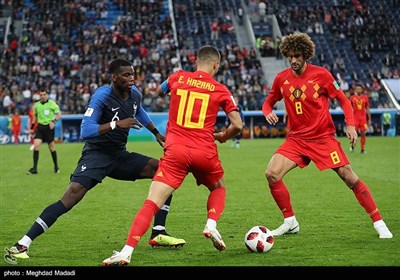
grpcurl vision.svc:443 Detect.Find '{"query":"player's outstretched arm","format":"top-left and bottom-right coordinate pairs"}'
top-left (215, 110), bottom-right (243, 143)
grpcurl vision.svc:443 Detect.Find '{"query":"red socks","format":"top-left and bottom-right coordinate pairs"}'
top-left (268, 178), bottom-right (382, 223)
top-left (126, 199), bottom-right (160, 247)
top-left (207, 187), bottom-right (226, 221)
top-left (360, 134), bottom-right (366, 150)
top-left (352, 179), bottom-right (382, 222)
top-left (269, 180), bottom-right (294, 218)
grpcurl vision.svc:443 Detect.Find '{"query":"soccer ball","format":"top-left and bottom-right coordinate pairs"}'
top-left (244, 225), bottom-right (274, 253)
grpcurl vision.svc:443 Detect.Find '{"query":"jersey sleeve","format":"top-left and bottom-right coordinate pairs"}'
top-left (262, 74), bottom-right (283, 116)
top-left (160, 79), bottom-right (170, 95)
top-left (336, 89), bottom-right (355, 126)
top-left (163, 71), bottom-right (182, 94)
top-left (322, 68), bottom-right (343, 100)
top-left (136, 106), bottom-right (152, 126)
top-left (321, 68), bottom-right (355, 126)
top-left (52, 101), bottom-right (60, 114)
top-left (220, 87), bottom-right (238, 114)
top-left (80, 89), bottom-right (106, 139)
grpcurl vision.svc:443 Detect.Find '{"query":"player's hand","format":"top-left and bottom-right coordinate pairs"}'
top-left (265, 112), bottom-right (279, 125)
top-left (118, 118), bottom-right (143, 130)
top-left (155, 133), bottom-right (165, 148)
top-left (346, 125), bottom-right (358, 147)
top-left (214, 131), bottom-right (226, 143)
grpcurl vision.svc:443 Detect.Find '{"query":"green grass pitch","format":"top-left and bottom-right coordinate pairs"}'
top-left (0, 137), bottom-right (399, 268)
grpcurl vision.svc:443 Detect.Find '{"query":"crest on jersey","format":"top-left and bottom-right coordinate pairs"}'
top-left (292, 88), bottom-right (303, 99)
top-left (133, 103), bottom-right (138, 117)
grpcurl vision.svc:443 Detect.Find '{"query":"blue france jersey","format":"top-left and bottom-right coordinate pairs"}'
top-left (80, 85), bottom-right (148, 151)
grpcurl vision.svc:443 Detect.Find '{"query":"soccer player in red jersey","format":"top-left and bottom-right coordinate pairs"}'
top-left (11, 109), bottom-right (22, 144)
top-left (27, 104), bottom-right (38, 150)
top-left (262, 33), bottom-right (392, 239)
top-left (349, 84), bottom-right (371, 153)
top-left (102, 45), bottom-right (243, 266)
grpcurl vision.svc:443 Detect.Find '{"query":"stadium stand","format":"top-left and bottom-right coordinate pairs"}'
top-left (0, 0), bottom-right (398, 117)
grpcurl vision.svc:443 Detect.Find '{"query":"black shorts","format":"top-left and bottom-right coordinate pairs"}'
top-left (35, 124), bottom-right (55, 143)
top-left (70, 149), bottom-right (153, 190)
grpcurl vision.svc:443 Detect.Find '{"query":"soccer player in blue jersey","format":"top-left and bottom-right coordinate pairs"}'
top-left (225, 95), bottom-right (245, 149)
top-left (6, 59), bottom-right (185, 262)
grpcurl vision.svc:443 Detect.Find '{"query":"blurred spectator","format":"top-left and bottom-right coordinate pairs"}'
top-left (275, 36), bottom-right (282, 59)
top-left (2, 92), bottom-right (13, 115)
top-left (210, 19), bottom-right (219, 41)
top-left (238, 7), bottom-right (244, 25)
top-left (258, 1), bottom-right (267, 23)
top-left (2, 0), bottom-right (397, 117)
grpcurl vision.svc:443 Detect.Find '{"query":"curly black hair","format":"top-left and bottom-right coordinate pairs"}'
top-left (279, 33), bottom-right (316, 61)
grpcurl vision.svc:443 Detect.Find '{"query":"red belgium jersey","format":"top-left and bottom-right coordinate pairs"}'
top-left (263, 64), bottom-right (348, 140)
top-left (350, 94), bottom-right (369, 123)
top-left (28, 107), bottom-right (34, 124)
top-left (164, 70), bottom-right (237, 149)
top-left (11, 115), bottom-right (21, 132)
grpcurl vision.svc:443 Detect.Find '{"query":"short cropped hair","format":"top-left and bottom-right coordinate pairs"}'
top-left (109, 59), bottom-right (132, 74)
top-left (197, 45), bottom-right (220, 63)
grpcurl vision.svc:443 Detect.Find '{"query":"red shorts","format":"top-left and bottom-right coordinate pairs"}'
top-left (154, 143), bottom-right (224, 189)
top-left (354, 118), bottom-right (368, 132)
top-left (275, 135), bottom-right (350, 171)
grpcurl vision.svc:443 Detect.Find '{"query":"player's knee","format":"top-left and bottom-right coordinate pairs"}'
top-left (265, 168), bottom-right (280, 183)
top-left (207, 178), bottom-right (225, 191)
top-left (62, 182), bottom-right (87, 208)
top-left (336, 165), bottom-right (357, 188)
top-left (142, 158), bottom-right (159, 178)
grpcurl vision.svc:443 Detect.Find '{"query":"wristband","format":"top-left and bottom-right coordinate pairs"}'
top-left (52, 119), bottom-right (57, 123)
top-left (151, 128), bottom-right (159, 136)
top-left (110, 121), bottom-right (116, 130)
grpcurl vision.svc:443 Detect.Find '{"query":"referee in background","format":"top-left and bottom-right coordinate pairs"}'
top-left (27, 89), bottom-right (61, 175)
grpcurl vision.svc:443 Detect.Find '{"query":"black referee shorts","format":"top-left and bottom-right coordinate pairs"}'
top-left (35, 124), bottom-right (55, 143)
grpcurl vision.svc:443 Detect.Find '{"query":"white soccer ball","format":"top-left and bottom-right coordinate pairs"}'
top-left (244, 225), bottom-right (274, 253)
